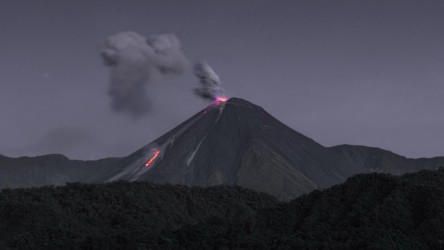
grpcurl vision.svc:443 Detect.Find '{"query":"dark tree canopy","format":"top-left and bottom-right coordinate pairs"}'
top-left (1, 170), bottom-right (444, 249)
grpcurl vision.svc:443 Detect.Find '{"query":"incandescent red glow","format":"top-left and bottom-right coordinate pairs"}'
top-left (145, 150), bottom-right (160, 168)
top-left (213, 96), bottom-right (228, 105)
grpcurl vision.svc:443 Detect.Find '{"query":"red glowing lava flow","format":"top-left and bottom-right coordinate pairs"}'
top-left (145, 150), bottom-right (160, 168)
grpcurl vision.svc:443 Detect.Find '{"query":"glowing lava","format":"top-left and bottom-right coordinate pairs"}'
top-left (145, 150), bottom-right (160, 168)
top-left (213, 96), bottom-right (228, 105)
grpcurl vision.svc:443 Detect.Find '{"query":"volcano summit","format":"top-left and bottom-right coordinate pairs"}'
top-left (90, 98), bottom-right (444, 200)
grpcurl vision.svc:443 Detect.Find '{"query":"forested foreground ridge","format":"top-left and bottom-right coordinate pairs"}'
top-left (1, 170), bottom-right (444, 249)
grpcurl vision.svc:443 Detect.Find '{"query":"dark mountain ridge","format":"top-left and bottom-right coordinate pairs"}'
top-left (0, 154), bottom-right (119, 189)
top-left (330, 144), bottom-right (444, 174)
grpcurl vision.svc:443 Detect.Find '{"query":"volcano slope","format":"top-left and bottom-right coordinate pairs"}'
top-left (0, 169), bottom-right (443, 249)
top-left (92, 98), bottom-right (444, 200)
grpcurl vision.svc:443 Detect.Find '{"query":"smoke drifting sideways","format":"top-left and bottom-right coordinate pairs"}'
top-left (193, 61), bottom-right (226, 101)
top-left (100, 31), bottom-right (190, 117)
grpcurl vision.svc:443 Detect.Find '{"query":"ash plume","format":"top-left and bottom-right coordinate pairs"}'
top-left (193, 61), bottom-right (226, 101)
top-left (100, 31), bottom-right (189, 117)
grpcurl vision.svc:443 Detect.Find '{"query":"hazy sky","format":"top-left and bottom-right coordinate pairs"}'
top-left (1, 0), bottom-right (443, 159)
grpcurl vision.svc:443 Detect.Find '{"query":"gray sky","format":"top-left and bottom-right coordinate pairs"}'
top-left (0, 0), bottom-right (443, 159)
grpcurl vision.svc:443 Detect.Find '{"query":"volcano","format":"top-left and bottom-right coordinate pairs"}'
top-left (2, 98), bottom-right (444, 198)
top-left (93, 98), bottom-right (337, 199)
top-left (87, 98), bottom-right (444, 200)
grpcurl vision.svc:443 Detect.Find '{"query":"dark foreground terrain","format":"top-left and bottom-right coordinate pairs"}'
top-left (1, 170), bottom-right (444, 249)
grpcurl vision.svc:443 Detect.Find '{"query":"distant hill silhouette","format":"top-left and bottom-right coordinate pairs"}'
top-left (330, 144), bottom-right (444, 174)
top-left (0, 154), bottom-right (119, 188)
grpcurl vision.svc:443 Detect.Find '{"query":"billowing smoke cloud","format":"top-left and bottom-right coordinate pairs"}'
top-left (193, 61), bottom-right (226, 101)
top-left (101, 31), bottom-right (189, 117)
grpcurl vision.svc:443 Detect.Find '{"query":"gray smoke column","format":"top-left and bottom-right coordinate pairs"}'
top-left (100, 31), bottom-right (189, 117)
top-left (193, 61), bottom-right (226, 101)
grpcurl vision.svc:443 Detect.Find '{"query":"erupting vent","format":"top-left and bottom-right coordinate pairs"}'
top-left (213, 96), bottom-right (228, 105)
